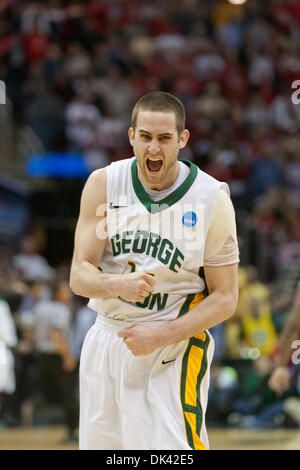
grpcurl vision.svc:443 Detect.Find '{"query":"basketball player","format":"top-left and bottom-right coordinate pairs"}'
top-left (70, 91), bottom-right (239, 450)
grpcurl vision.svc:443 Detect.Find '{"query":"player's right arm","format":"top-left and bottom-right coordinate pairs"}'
top-left (69, 168), bottom-right (155, 302)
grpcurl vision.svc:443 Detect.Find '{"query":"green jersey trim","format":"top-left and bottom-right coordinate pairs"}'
top-left (131, 158), bottom-right (198, 213)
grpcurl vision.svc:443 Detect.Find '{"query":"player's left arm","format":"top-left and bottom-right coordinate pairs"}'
top-left (161, 262), bottom-right (239, 343)
top-left (118, 263), bottom-right (238, 356)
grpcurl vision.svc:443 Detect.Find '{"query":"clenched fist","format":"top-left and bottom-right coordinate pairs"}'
top-left (115, 272), bottom-right (156, 303)
top-left (118, 322), bottom-right (164, 356)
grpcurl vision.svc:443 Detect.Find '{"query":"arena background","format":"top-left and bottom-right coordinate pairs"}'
top-left (0, 0), bottom-right (300, 450)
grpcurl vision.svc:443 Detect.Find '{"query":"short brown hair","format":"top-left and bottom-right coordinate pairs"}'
top-left (131, 91), bottom-right (186, 136)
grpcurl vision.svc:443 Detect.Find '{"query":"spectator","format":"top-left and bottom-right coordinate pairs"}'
top-left (43, 42), bottom-right (64, 83)
top-left (269, 282), bottom-right (300, 395)
top-left (0, 297), bottom-right (18, 426)
top-left (20, 1), bottom-right (51, 35)
top-left (65, 89), bottom-right (102, 153)
top-left (63, 41), bottom-right (92, 80)
top-left (247, 144), bottom-right (282, 204)
top-left (235, 266), bottom-right (277, 357)
top-left (270, 87), bottom-right (300, 132)
top-left (8, 280), bottom-right (44, 427)
top-left (12, 235), bottom-right (54, 283)
top-left (283, 148), bottom-right (300, 199)
top-left (90, 65), bottom-right (134, 119)
top-left (23, 81), bottom-right (66, 149)
top-left (193, 81), bottom-right (230, 121)
top-left (22, 18), bottom-right (49, 64)
top-left (243, 92), bottom-right (272, 132)
top-left (247, 50), bottom-right (275, 89)
top-left (228, 355), bottom-right (293, 429)
top-left (33, 280), bottom-right (78, 443)
top-left (194, 45), bottom-right (226, 83)
top-left (268, 281), bottom-right (300, 428)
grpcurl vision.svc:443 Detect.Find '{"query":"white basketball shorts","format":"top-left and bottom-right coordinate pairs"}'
top-left (79, 314), bottom-right (214, 450)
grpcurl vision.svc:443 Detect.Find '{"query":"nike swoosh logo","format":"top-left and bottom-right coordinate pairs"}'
top-left (109, 202), bottom-right (128, 209)
top-left (162, 359), bottom-right (176, 365)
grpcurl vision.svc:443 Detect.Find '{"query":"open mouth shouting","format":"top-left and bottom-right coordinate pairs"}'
top-left (146, 157), bottom-right (163, 174)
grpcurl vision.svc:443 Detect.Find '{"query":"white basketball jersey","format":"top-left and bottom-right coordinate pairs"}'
top-left (88, 157), bottom-right (229, 321)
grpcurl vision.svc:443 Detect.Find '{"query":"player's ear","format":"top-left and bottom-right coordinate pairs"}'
top-left (128, 127), bottom-right (135, 145)
top-left (179, 129), bottom-right (190, 149)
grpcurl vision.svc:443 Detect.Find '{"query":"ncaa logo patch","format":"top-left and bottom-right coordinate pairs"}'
top-left (182, 211), bottom-right (197, 227)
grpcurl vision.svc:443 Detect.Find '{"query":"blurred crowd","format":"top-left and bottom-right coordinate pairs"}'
top-left (0, 0), bottom-right (300, 438)
top-left (0, 234), bottom-right (96, 442)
